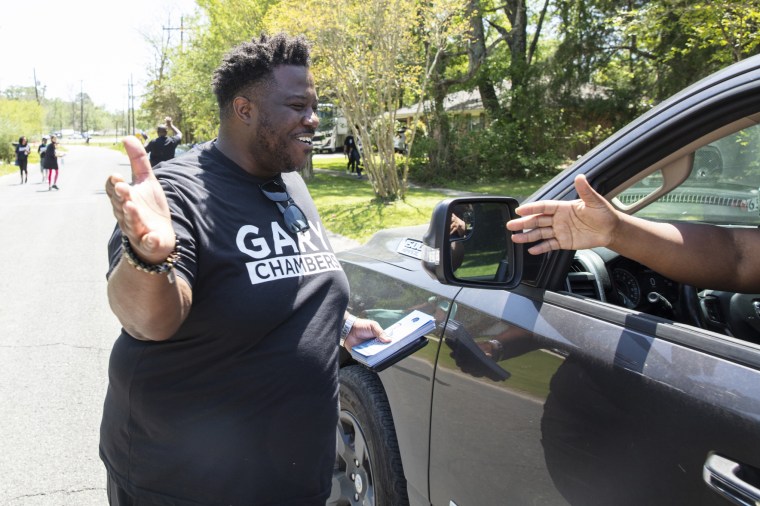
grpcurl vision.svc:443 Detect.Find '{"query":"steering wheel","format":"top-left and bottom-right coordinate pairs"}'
top-left (678, 284), bottom-right (705, 328)
top-left (684, 287), bottom-right (760, 344)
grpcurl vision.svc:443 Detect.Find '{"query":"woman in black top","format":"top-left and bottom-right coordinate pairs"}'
top-left (44, 135), bottom-right (62, 190)
top-left (15, 136), bottom-right (30, 184)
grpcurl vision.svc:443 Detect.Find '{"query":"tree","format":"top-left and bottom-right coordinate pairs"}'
top-left (140, 14), bottom-right (186, 137)
top-left (621, 1), bottom-right (760, 100)
top-left (2, 86), bottom-right (40, 102)
top-left (168, 0), bottom-right (277, 141)
top-left (266, 0), bottom-right (416, 198)
top-left (0, 99), bottom-right (45, 162)
top-left (406, 0), bottom-right (480, 180)
top-left (545, 0), bottom-right (760, 157)
top-left (268, 0), bottom-right (469, 199)
top-left (45, 98), bottom-right (67, 134)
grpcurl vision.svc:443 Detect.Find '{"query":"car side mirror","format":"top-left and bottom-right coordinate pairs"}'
top-left (421, 197), bottom-right (523, 289)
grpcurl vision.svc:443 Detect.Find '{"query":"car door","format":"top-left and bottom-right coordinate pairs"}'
top-left (427, 56), bottom-right (760, 506)
top-left (429, 283), bottom-right (760, 505)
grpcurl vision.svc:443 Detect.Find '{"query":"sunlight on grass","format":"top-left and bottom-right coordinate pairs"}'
top-left (310, 155), bottom-right (551, 243)
top-left (307, 171), bottom-right (450, 243)
top-left (0, 163), bottom-right (16, 177)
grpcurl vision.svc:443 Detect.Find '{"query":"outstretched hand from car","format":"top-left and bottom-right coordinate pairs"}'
top-left (105, 136), bottom-right (176, 264)
top-left (507, 174), bottom-right (620, 255)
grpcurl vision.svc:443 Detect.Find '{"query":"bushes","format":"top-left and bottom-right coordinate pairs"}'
top-left (407, 118), bottom-right (564, 185)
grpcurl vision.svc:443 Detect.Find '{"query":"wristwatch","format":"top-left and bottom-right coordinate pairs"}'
top-left (340, 315), bottom-right (357, 348)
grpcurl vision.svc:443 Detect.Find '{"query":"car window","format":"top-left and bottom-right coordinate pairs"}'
top-left (557, 121), bottom-right (760, 346)
top-left (621, 123), bottom-right (760, 226)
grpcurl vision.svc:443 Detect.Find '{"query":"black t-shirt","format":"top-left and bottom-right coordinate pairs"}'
top-left (344, 135), bottom-right (360, 160)
top-left (101, 142), bottom-right (350, 505)
top-left (145, 134), bottom-right (182, 166)
top-left (16, 144), bottom-right (30, 161)
top-left (43, 143), bottom-right (57, 169)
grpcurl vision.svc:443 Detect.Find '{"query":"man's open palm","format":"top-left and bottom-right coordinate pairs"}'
top-left (105, 136), bottom-right (175, 264)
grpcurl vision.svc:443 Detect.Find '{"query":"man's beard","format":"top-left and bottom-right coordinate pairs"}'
top-left (254, 119), bottom-right (303, 173)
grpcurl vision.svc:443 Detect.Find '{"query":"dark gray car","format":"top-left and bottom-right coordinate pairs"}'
top-left (330, 54), bottom-right (760, 506)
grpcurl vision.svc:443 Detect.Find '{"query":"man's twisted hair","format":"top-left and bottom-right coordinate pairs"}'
top-left (212, 33), bottom-right (312, 118)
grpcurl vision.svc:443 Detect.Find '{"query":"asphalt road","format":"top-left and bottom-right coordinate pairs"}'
top-left (0, 145), bottom-right (122, 505)
top-left (0, 145), bottom-right (359, 505)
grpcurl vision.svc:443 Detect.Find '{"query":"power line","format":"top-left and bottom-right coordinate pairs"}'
top-left (163, 15), bottom-right (185, 50)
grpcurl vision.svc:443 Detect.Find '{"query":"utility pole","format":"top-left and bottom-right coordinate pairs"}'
top-left (33, 68), bottom-right (40, 104)
top-left (126, 79), bottom-right (131, 137)
top-left (80, 81), bottom-right (84, 136)
top-left (129, 75), bottom-right (136, 136)
top-left (163, 15), bottom-right (185, 50)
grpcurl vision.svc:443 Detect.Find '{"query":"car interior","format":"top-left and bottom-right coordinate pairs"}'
top-left (562, 114), bottom-right (760, 344)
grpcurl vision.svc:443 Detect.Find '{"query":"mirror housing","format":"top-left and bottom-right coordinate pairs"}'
top-left (422, 197), bottom-right (523, 289)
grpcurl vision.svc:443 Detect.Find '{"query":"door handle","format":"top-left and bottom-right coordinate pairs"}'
top-left (703, 453), bottom-right (760, 506)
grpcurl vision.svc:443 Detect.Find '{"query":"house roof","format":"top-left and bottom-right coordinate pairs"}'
top-left (394, 81), bottom-right (607, 120)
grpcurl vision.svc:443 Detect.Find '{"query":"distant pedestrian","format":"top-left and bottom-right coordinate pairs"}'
top-left (355, 135), bottom-right (364, 178)
top-left (343, 133), bottom-right (361, 176)
top-left (44, 135), bottom-right (63, 190)
top-left (394, 127), bottom-right (407, 154)
top-left (38, 137), bottom-right (49, 182)
top-left (144, 117), bottom-right (183, 167)
top-left (15, 136), bottom-right (30, 184)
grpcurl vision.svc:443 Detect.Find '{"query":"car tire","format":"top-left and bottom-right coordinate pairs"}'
top-left (328, 365), bottom-right (409, 506)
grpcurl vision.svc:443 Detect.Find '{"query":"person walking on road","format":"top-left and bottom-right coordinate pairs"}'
top-left (38, 136), bottom-right (48, 183)
top-left (43, 135), bottom-right (63, 190)
top-left (144, 116), bottom-right (183, 167)
top-left (15, 136), bottom-right (30, 184)
top-left (101, 33), bottom-right (387, 506)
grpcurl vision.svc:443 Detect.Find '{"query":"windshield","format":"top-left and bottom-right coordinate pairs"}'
top-left (619, 123), bottom-right (760, 226)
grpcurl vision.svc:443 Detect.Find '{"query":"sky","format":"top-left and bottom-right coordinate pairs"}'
top-left (0, 0), bottom-right (198, 111)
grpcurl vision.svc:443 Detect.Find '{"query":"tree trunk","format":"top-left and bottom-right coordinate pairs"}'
top-left (429, 79), bottom-right (453, 176)
top-left (469, 2), bottom-right (501, 116)
top-left (505, 0), bottom-right (529, 120)
top-left (301, 154), bottom-right (314, 182)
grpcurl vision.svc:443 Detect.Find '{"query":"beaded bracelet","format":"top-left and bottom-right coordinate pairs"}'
top-left (121, 235), bottom-right (180, 284)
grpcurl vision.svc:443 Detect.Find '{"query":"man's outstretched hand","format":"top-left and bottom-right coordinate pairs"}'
top-left (105, 136), bottom-right (176, 264)
top-left (507, 175), bottom-right (620, 255)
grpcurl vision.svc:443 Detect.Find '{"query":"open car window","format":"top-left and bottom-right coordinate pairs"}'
top-left (614, 121), bottom-right (760, 227)
top-left (557, 119), bottom-right (760, 345)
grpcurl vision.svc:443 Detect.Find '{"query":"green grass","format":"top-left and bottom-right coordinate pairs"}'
top-left (1, 152), bottom-right (42, 177)
top-left (443, 178), bottom-right (545, 197)
top-left (311, 155), bottom-right (546, 198)
top-left (307, 171), bottom-right (450, 243)
top-left (309, 155), bottom-right (548, 243)
top-left (0, 162), bottom-right (16, 177)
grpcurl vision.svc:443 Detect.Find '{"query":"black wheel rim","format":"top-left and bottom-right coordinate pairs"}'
top-left (328, 410), bottom-right (376, 506)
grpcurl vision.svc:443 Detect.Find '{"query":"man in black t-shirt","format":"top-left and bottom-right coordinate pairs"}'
top-left (144, 116), bottom-right (182, 167)
top-left (102, 34), bottom-right (387, 506)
